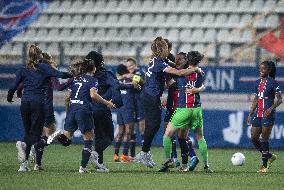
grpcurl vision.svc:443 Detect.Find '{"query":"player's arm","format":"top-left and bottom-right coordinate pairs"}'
top-left (90, 88), bottom-right (116, 109)
top-left (7, 69), bottom-right (23, 103)
top-left (264, 92), bottom-right (282, 118)
top-left (65, 91), bottom-right (71, 113)
top-left (37, 63), bottom-right (72, 79)
top-left (164, 66), bottom-right (200, 77)
top-left (186, 85), bottom-right (206, 94)
top-left (52, 77), bottom-right (73, 91)
top-left (247, 94), bottom-right (258, 125)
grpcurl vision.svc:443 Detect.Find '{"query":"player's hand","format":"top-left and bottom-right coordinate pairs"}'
top-left (246, 115), bottom-right (252, 125)
top-left (7, 90), bottom-right (14, 103)
top-left (132, 82), bottom-right (141, 90)
top-left (106, 99), bottom-right (116, 109)
top-left (264, 107), bottom-right (273, 118)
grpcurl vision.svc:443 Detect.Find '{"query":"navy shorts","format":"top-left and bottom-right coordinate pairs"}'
top-left (117, 107), bottom-right (135, 126)
top-left (64, 110), bottom-right (94, 134)
top-left (44, 100), bottom-right (55, 127)
top-left (251, 116), bottom-right (275, 127)
top-left (134, 93), bottom-right (145, 121)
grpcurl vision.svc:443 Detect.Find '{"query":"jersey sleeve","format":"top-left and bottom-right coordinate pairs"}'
top-left (90, 77), bottom-right (99, 91)
top-left (157, 59), bottom-right (169, 72)
top-left (37, 63), bottom-right (72, 79)
top-left (10, 69), bottom-right (24, 92)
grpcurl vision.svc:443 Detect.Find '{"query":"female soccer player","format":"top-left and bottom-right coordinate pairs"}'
top-left (113, 64), bottom-right (140, 162)
top-left (247, 61), bottom-right (282, 173)
top-left (164, 52), bottom-right (199, 171)
top-left (86, 51), bottom-right (123, 172)
top-left (136, 37), bottom-right (200, 167)
top-left (126, 57), bottom-right (145, 158)
top-left (7, 44), bottom-right (71, 172)
top-left (159, 51), bottom-right (212, 173)
top-left (49, 59), bottom-right (115, 173)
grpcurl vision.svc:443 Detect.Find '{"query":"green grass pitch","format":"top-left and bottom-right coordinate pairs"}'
top-left (0, 143), bottom-right (283, 190)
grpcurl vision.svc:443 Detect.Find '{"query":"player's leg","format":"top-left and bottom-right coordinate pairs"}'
top-left (79, 129), bottom-right (94, 173)
top-left (177, 128), bottom-right (190, 171)
top-left (258, 121), bottom-right (274, 173)
top-left (18, 101), bottom-right (32, 171)
top-left (158, 122), bottom-right (178, 172)
top-left (114, 125), bottom-right (125, 162)
top-left (250, 117), bottom-right (263, 153)
top-left (121, 123), bottom-right (134, 162)
top-left (136, 93), bottom-right (161, 167)
top-left (192, 108), bottom-right (212, 172)
top-left (186, 136), bottom-right (198, 171)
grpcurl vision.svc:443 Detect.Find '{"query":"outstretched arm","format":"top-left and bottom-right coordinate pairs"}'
top-left (90, 88), bottom-right (116, 109)
top-left (164, 66), bottom-right (200, 77)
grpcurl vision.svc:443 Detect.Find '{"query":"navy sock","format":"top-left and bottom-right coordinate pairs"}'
top-left (34, 136), bottom-right (48, 166)
top-left (178, 138), bottom-right (189, 164)
top-left (171, 138), bottom-right (177, 159)
top-left (130, 141), bottom-right (136, 157)
top-left (252, 139), bottom-right (263, 153)
top-left (81, 140), bottom-right (92, 168)
top-left (122, 141), bottom-right (129, 156)
top-left (114, 141), bottom-right (121, 155)
top-left (141, 134), bottom-right (144, 146)
top-left (97, 150), bottom-right (103, 164)
top-left (261, 141), bottom-right (272, 167)
top-left (25, 144), bottom-right (32, 161)
top-left (186, 137), bottom-right (196, 158)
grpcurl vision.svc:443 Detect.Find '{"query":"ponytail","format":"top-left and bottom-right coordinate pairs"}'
top-left (27, 44), bottom-right (42, 69)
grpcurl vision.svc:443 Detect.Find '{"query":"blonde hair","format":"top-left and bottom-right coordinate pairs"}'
top-left (42, 52), bottom-right (56, 65)
top-left (151, 36), bottom-right (168, 59)
top-left (27, 44), bottom-right (42, 69)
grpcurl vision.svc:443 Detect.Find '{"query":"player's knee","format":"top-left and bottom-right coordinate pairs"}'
top-left (58, 134), bottom-right (72, 146)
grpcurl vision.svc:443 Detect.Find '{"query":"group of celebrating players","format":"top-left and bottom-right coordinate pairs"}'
top-left (7, 36), bottom-right (282, 173)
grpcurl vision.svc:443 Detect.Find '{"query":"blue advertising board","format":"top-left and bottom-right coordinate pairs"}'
top-left (1, 106), bottom-right (283, 149)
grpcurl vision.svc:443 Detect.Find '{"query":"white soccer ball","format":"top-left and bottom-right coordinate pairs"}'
top-left (231, 152), bottom-right (245, 166)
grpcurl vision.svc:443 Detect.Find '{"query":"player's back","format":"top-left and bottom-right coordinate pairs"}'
top-left (69, 74), bottom-right (98, 112)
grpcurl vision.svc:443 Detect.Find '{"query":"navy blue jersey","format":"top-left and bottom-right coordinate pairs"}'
top-left (69, 74), bottom-right (98, 111)
top-left (144, 57), bottom-right (170, 96)
top-left (175, 72), bottom-right (205, 108)
top-left (254, 77), bottom-right (281, 118)
top-left (119, 77), bottom-right (135, 110)
top-left (9, 63), bottom-right (71, 102)
top-left (91, 69), bottom-right (123, 111)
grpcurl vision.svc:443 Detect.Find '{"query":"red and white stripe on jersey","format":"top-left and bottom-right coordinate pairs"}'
top-left (257, 79), bottom-right (267, 117)
top-left (186, 73), bottom-right (197, 108)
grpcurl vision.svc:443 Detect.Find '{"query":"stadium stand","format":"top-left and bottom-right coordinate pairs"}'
top-left (0, 0), bottom-right (284, 65)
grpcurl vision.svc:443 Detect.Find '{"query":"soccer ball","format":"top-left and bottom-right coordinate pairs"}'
top-left (231, 152), bottom-right (245, 166)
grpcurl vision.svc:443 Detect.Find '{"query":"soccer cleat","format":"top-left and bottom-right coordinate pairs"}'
top-left (34, 164), bottom-right (44, 171)
top-left (89, 151), bottom-right (100, 168)
top-left (204, 165), bottom-right (214, 173)
top-left (18, 161), bottom-right (30, 172)
top-left (189, 156), bottom-right (199, 171)
top-left (120, 155), bottom-right (134, 162)
top-left (135, 151), bottom-right (154, 168)
top-left (16, 141), bottom-right (26, 163)
top-left (96, 163), bottom-right (109, 173)
top-left (29, 145), bottom-right (36, 163)
top-left (158, 159), bottom-right (174, 172)
top-left (79, 166), bottom-right (89, 173)
top-left (47, 130), bottom-right (61, 145)
top-left (257, 165), bottom-right (268, 173)
top-left (113, 154), bottom-right (120, 162)
top-left (267, 154), bottom-right (277, 169)
top-left (180, 164), bottom-right (189, 172)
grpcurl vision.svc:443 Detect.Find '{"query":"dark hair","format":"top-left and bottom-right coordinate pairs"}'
top-left (85, 51), bottom-right (104, 69)
top-left (260, 61), bottom-right (276, 79)
top-left (164, 38), bottom-right (172, 50)
top-left (126, 57), bottom-right (137, 65)
top-left (116, 64), bottom-right (129, 75)
top-left (69, 59), bottom-right (95, 78)
top-left (187, 51), bottom-right (204, 66)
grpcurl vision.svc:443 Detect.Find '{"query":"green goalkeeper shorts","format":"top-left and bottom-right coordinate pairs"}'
top-left (170, 107), bottom-right (203, 130)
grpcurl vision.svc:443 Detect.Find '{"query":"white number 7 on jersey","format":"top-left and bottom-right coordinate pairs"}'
top-left (74, 82), bottom-right (82, 99)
